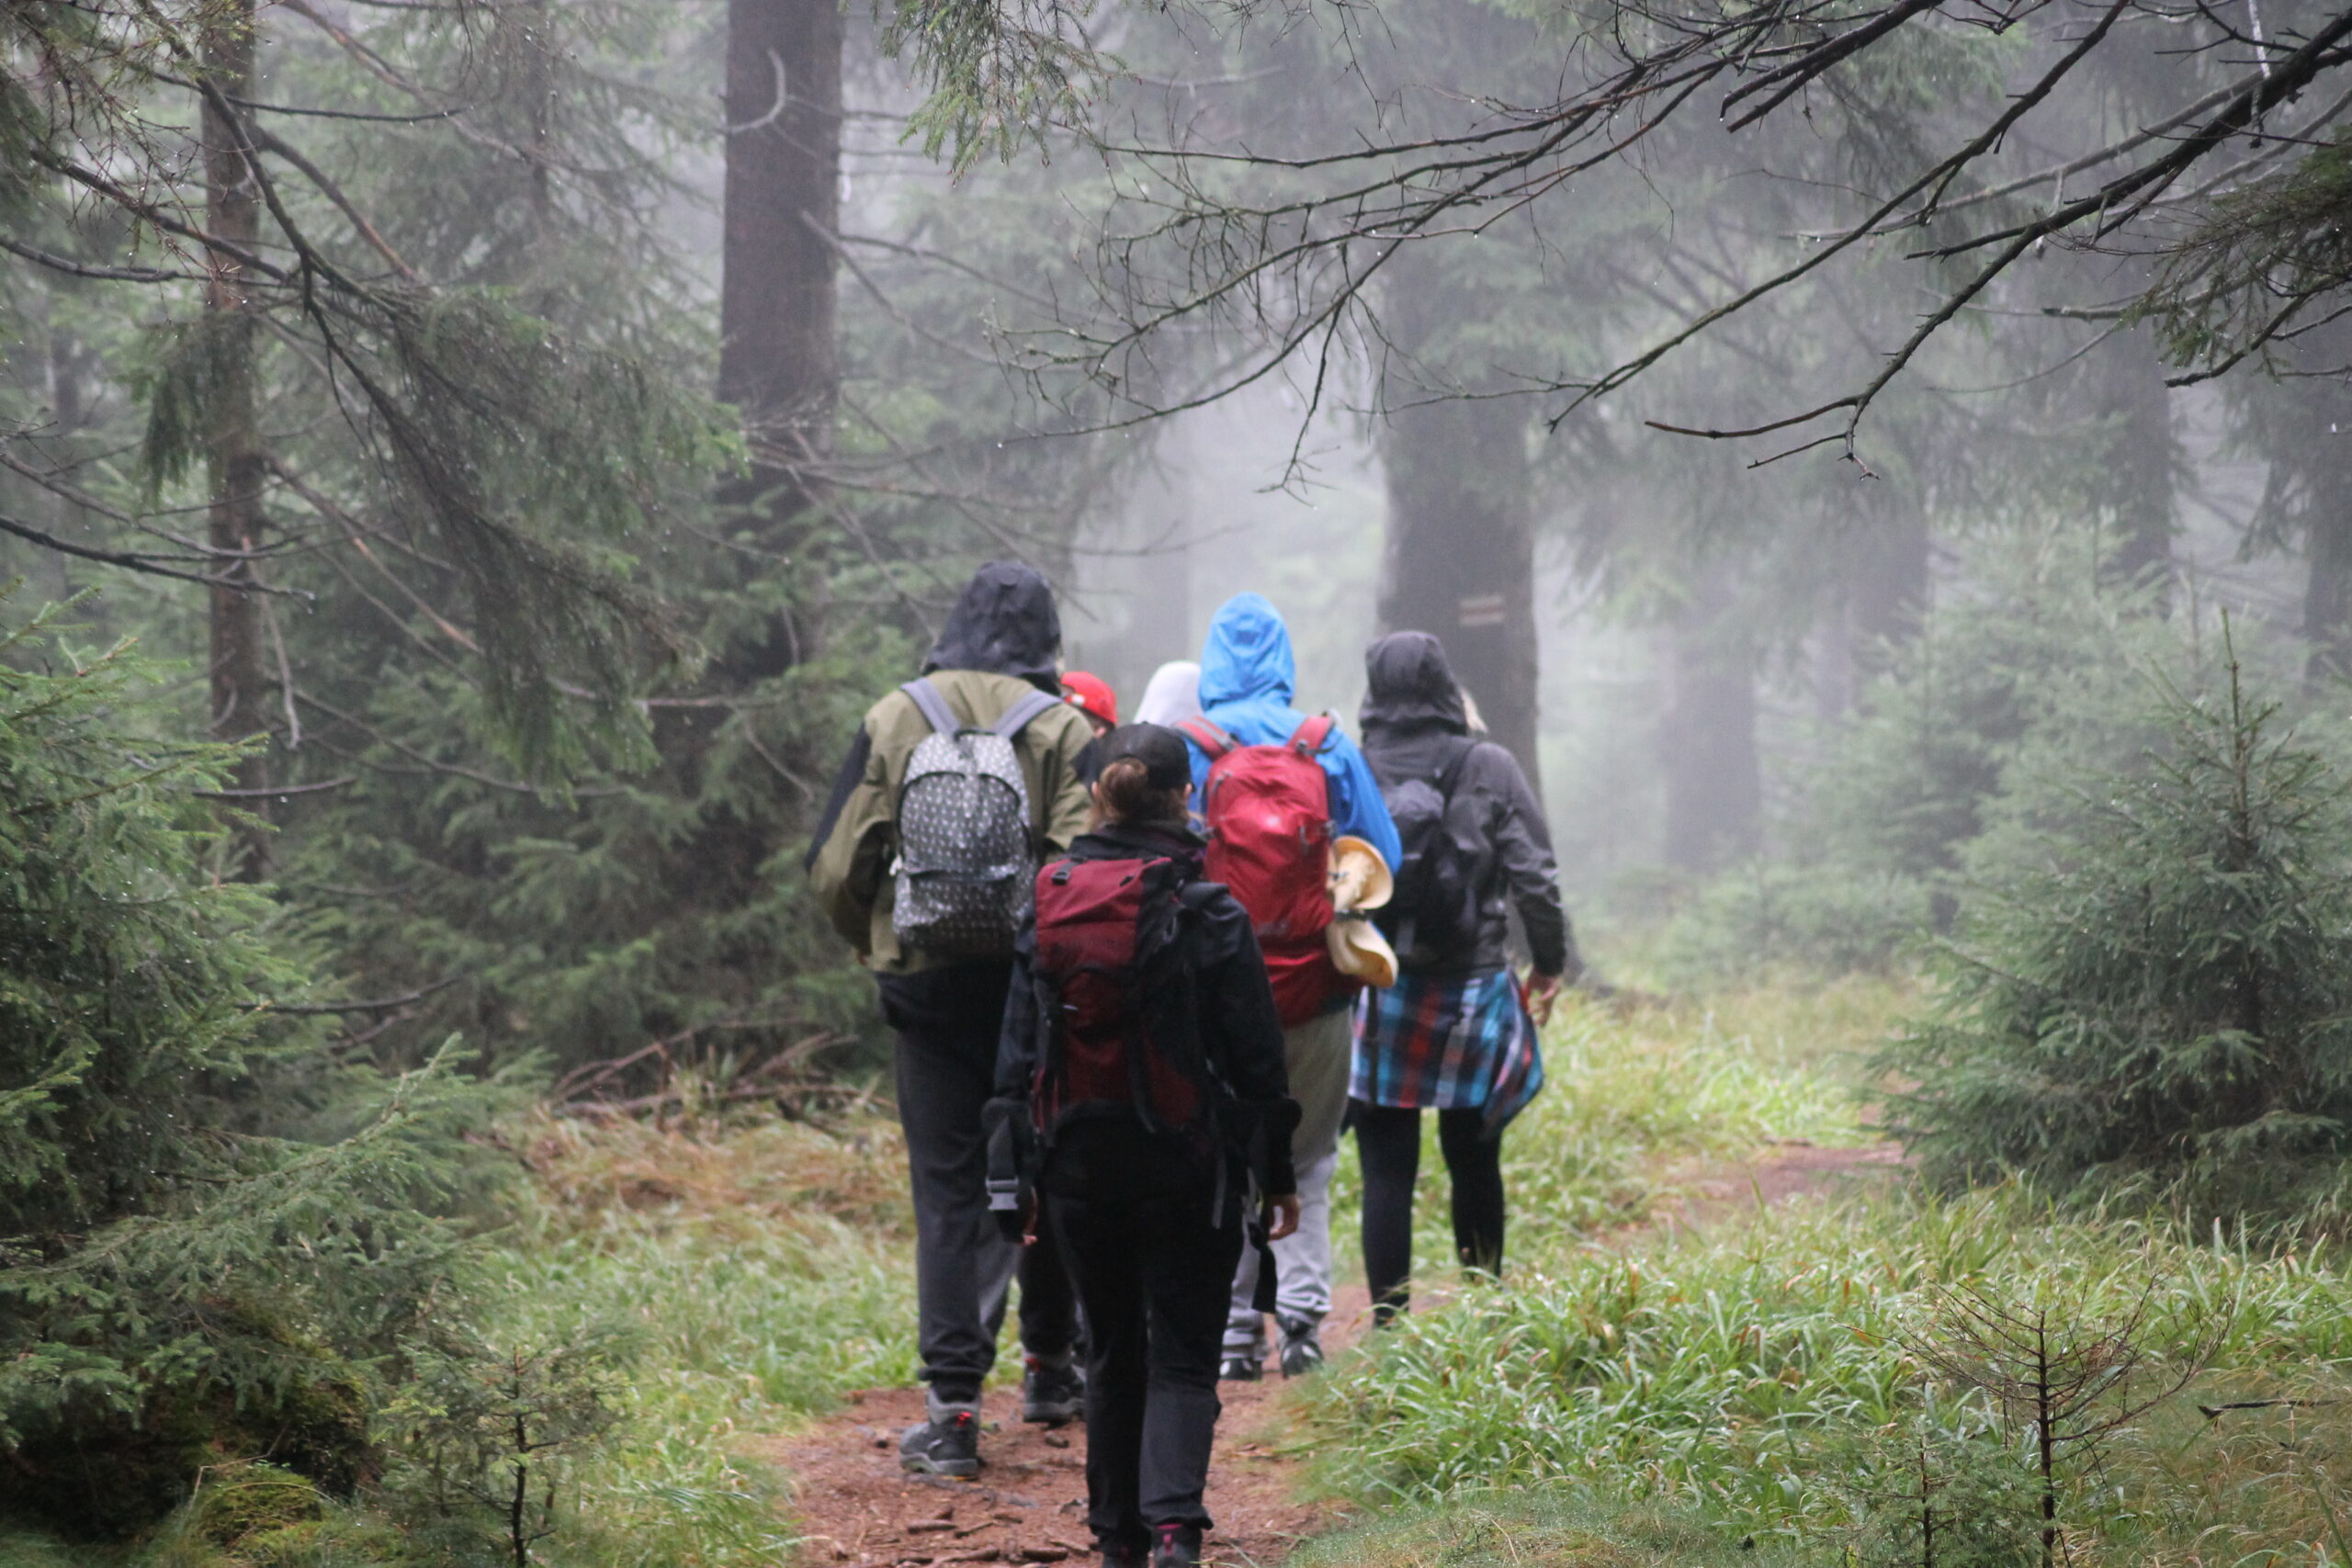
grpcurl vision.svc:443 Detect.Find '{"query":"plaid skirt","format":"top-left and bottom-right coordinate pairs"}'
top-left (1351, 967), bottom-right (1545, 1132)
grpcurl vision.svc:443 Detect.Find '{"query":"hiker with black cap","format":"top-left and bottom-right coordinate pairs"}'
top-left (808, 560), bottom-right (1097, 1476)
top-left (991, 723), bottom-right (1300, 1568)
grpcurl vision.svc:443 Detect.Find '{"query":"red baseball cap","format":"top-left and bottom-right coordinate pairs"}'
top-left (1060, 671), bottom-right (1118, 728)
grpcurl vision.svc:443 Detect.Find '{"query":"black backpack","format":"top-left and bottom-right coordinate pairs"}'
top-left (1376, 740), bottom-right (1485, 967)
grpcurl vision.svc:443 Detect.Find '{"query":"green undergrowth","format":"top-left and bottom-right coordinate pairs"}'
top-left (53, 1109), bottom-right (923, 1568)
top-left (450, 1111), bottom-right (922, 1566)
top-left (1327, 974), bottom-right (1888, 1280)
top-left (1290, 1495), bottom-right (1800, 1568)
top-left (1306, 1180), bottom-right (2352, 1566)
top-left (1303, 966), bottom-right (2352, 1566)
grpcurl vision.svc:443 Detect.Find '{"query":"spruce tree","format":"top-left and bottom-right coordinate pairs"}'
top-left (1882, 632), bottom-right (2352, 1215)
top-left (0, 592), bottom-right (486, 1534)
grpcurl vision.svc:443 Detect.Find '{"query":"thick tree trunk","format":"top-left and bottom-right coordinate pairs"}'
top-left (201, 1), bottom-right (273, 882)
top-left (1658, 570), bottom-right (1759, 872)
top-left (718, 0), bottom-right (840, 525)
top-left (2304, 467), bottom-right (2352, 682)
top-left (1378, 395), bottom-right (1543, 790)
top-left (713, 0), bottom-right (840, 684)
top-left (2095, 331), bottom-right (2177, 590)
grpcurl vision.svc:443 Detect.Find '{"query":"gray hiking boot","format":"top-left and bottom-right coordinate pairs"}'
top-left (1023, 1352), bottom-right (1085, 1426)
top-left (899, 1396), bottom-right (981, 1477)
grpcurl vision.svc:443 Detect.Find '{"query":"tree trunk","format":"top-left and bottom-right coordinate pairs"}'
top-left (2303, 464), bottom-right (2352, 682)
top-left (718, 0), bottom-right (840, 528)
top-left (712, 0), bottom-right (840, 684)
top-left (2095, 331), bottom-right (2177, 591)
top-left (1378, 394), bottom-right (1543, 790)
top-left (1658, 570), bottom-right (1758, 873)
top-left (201, 0), bottom-right (273, 882)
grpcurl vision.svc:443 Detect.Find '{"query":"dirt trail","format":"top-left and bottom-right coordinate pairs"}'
top-left (752, 1141), bottom-right (1901, 1568)
top-left (1648, 1138), bottom-right (1905, 1236)
top-left (750, 1285), bottom-right (1372, 1568)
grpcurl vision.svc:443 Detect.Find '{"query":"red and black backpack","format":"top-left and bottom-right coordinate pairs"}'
top-left (1176, 715), bottom-right (1347, 1026)
top-left (1024, 852), bottom-right (1223, 1143)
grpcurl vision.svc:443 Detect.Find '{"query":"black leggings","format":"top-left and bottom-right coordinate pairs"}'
top-left (1353, 1100), bottom-right (1505, 1322)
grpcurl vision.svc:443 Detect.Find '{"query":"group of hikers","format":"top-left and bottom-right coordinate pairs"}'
top-left (808, 561), bottom-right (1583, 1568)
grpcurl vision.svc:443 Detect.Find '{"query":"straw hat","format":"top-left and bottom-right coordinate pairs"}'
top-left (1328, 916), bottom-right (1398, 988)
top-left (1328, 834), bottom-right (1393, 914)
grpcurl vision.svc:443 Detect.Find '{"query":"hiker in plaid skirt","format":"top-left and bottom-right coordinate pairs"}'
top-left (1351, 631), bottom-right (1583, 1323)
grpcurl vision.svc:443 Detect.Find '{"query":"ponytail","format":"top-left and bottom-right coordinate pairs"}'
top-left (1091, 756), bottom-right (1189, 828)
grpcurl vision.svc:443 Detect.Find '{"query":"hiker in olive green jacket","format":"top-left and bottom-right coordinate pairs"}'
top-left (806, 560), bottom-right (1096, 1477)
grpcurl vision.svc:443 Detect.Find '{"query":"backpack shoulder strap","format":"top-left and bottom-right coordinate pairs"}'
top-left (899, 677), bottom-right (962, 737)
top-left (992, 687), bottom-right (1062, 740)
top-left (1178, 717), bottom-right (1236, 759)
top-left (1287, 712), bottom-right (1337, 756)
top-left (1434, 737), bottom-right (1481, 803)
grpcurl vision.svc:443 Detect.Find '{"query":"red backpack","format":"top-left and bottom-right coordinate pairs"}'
top-left (1026, 855), bottom-right (1216, 1139)
top-left (1177, 715), bottom-right (1347, 1026)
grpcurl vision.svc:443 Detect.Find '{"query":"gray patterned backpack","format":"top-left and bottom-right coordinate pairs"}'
top-left (889, 677), bottom-right (1063, 956)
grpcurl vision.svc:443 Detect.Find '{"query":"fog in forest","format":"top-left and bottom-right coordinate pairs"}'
top-left (18, 0), bottom-right (2352, 1551)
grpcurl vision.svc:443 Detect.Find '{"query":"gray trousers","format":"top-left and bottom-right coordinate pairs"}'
top-left (1225, 1005), bottom-right (1351, 1353)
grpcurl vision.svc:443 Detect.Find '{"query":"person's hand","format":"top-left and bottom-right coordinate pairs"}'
top-left (1022, 1199), bottom-right (1040, 1248)
top-left (1525, 970), bottom-right (1565, 1026)
top-left (1264, 1194), bottom-right (1301, 1242)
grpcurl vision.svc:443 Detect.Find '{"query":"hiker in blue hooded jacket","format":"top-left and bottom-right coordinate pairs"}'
top-left (1175, 592), bottom-right (1400, 1381)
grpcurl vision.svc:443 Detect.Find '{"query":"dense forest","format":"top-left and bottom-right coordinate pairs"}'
top-left (13, 0), bottom-right (2352, 1562)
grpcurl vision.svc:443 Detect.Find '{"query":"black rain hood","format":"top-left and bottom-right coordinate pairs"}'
top-left (1361, 631), bottom-right (1469, 736)
top-left (922, 560), bottom-right (1062, 693)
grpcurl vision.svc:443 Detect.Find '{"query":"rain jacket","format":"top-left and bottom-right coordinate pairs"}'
top-left (807, 562), bottom-right (1097, 972)
top-left (1183, 594), bottom-right (1403, 873)
top-left (1358, 631), bottom-right (1579, 981)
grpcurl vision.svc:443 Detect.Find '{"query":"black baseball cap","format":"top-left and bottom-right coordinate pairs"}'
top-left (1098, 723), bottom-right (1192, 790)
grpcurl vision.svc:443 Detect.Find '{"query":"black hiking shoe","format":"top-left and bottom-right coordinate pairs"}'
top-left (1216, 1353), bottom-right (1261, 1382)
top-left (1096, 1530), bottom-right (1149, 1567)
top-left (1276, 1314), bottom-right (1325, 1378)
top-left (1023, 1353), bottom-right (1085, 1426)
top-left (899, 1399), bottom-right (981, 1477)
top-left (1149, 1523), bottom-right (1204, 1568)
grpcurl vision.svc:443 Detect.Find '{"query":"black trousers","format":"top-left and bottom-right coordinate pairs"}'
top-left (1352, 1100), bottom-right (1505, 1321)
top-left (1043, 1120), bottom-right (1243, 1545)
top-left (878, 963), bottom-right (1079, 1404)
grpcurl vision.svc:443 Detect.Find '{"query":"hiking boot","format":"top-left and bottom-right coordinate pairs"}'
top-left (1276, 1314), bottom-right (1325, 1378)
top-left (1216, 1353), bottom-right (1262, 1382)
top-left (899, 1398), bottom-right (981, 1477)
top-left (1096, 1531), bottom-right (1149, 1567)
top-left (1149, 1523), bottom-right (1203, 1568)
top-left (1023, 1352), bottom-right (1085, 1426)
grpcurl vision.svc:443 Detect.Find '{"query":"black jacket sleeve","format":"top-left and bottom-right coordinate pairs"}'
top-left (1475, 744), bottom-right (1580, 981)
top-left (1186, 884), bottom-right (1299, 1196)
top-left (804, 728), bottom-right (873, 873)
top-left (995, 915), bottom-right (1042, 1100)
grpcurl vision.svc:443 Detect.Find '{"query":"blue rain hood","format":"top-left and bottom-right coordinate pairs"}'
top-left (1198, 592), bottom-right (1295, 709)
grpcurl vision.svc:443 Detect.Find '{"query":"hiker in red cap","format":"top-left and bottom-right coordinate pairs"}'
top-left (1061, 671), bottom-right (1119, 737)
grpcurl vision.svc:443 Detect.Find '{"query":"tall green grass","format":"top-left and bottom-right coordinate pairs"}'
top-left (1307, 1184), bottom-right (2352, 1562)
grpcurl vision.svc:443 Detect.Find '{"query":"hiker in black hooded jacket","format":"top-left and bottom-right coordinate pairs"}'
top-left (1351, 631), bottom-right (1583, 1325)
top-left (996, 724), bottom-right (1299, 1568)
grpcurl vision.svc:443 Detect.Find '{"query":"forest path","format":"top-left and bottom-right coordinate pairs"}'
top-left (1643, 1138), bottom-right (1906, 1238)
top-left (746, 1283), bottom-right (1374, 1568)
top-left (749, 1142), bottom-right (1902, 1568)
